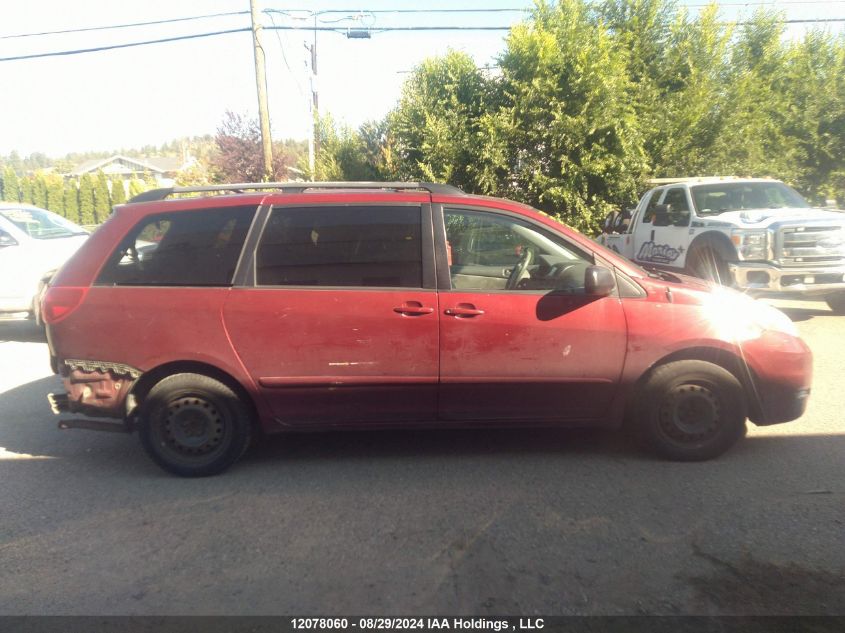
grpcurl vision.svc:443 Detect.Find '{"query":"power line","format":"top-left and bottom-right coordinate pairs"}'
top-left (0, 10), bottom-right (249, 40)
top-left (3, 3), bottom-right (844, 42)
top-left (0, 28), bottom-right (250, 62)
top-left (688, 0), bottom-right (845, 5)
top-left (265, 10), bottom-right (305, 98)
top-left (3, 18), bottom-right (845, 63)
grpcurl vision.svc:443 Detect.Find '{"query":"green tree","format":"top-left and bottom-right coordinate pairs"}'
top-left (63, 179), bottom-right (80, 223)
top-left (78, 173), bottom-right (96, 225)
top-left (128, 177), bottom-right (146, 200)
top-left (20, 176), bottom-right (34, 205)
top-left (779, 30), bottom-right (845, 201)
top-left (45, 174), bottom-right (64, 215)
top-left (94, 170), bottom-right (111, 222)
top-left (32, 173), bottom-right (48, 208)
top-left (2, 166), bottom-right (20, 201)
top-left (390, 50), bottom-right (493, 190)
top-left (649, 5), bottom-right (733, 176)
top-left (485, 0), bottom-right (648, 231)
top-left (310, 115), bottom-right (387, 181)
top-left (709, 11), bottom-right (794, 178)
top-left (110, 176), bottom-right (127, 205)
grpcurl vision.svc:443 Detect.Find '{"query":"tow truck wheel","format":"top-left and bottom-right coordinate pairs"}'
top-left (826, 291), bottom-right (845, 315)
top-left (687, 246), bottom-right (731, 286)
top-left (138, 373), bottom-right (253, 477)
top-left (634, 360), bottom-right (747, 461)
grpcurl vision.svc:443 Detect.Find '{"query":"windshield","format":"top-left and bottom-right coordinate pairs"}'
top-left (691, 182), bottom-right (810, 215)
top-left (0, 207), bottom-right (87, 240)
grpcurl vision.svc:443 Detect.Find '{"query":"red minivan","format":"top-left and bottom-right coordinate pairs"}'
top-left (43, 182), bottom-right (812, 476)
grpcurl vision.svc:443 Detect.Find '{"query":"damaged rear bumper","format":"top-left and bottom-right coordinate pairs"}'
top-left (49, 358), bottom-right (142, 419)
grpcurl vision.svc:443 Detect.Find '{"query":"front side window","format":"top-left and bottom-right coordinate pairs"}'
top-left (96, 205), bottom-right (256, 286)
top-left (660, 188), bottom-right (691, 226)
top-left (444, 208), bottom-right (593, 292)
top-left (256, 206), bottom-right (422, 288)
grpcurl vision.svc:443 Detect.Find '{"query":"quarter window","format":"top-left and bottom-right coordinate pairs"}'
top-left (256, 206), bottom-right (422, 288)
top-left (96, 206), bottom-right (256, 286)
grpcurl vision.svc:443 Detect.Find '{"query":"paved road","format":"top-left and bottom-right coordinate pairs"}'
top-left (0, 299), bottom-right (843, 615)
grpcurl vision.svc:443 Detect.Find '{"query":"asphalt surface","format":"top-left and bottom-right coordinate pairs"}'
top-left (0, 299), bottom-right (843, 616)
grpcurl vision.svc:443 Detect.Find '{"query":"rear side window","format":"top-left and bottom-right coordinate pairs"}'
top-left (97, 205), bottom-right (256, 286)
top-left (256, 205), bottom-right (422, 288)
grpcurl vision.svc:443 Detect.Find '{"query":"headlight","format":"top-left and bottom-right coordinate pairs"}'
top-left (703, 288), bottom-right (798, 339)
top-left (731, 230), bottom-right (770, 260)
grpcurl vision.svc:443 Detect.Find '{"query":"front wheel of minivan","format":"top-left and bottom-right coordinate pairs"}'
top-left (634, 360), bottom-right (747, 461)
top-left (138, 373), bottom-right (253, 477)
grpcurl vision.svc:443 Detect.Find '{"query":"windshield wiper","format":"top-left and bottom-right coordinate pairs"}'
top-left (641, 265), bottom-right (682, 283)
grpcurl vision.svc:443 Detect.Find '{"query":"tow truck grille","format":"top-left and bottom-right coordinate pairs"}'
top-left (776, 225), bottom-right (845, 267)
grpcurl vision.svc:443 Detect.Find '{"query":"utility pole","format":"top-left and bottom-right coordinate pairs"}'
top-left (306, 14), bottom-right (319, 181)
top-left (250, 0), bottom-right (273, 180)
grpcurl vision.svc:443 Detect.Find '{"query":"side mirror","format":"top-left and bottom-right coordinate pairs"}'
top-left (601, 211), bottom-right (620, 234)
top-left (585, 265), bottom-right (616, 297)
top-left (652, 204), bottom-right (672, 227)
top-left (0, 230), bottom-right (18, 248)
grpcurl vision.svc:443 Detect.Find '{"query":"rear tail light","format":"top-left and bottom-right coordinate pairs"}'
top-left (42, 286), bottom-right (89, 324)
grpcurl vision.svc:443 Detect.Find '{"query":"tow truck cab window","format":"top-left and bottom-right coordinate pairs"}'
top-left (662, 188), bottom-right (691, 226)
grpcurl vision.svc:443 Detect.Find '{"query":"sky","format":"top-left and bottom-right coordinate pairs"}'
top-left (0, 0), bottom-right (842, 158)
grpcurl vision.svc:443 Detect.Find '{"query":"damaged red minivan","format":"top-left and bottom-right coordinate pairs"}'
top-left (43, 182), bottom-right (812, 476)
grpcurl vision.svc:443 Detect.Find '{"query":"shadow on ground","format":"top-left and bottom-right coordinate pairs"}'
top-left (778, 306), bottom-right (835, 322)
top-left (0, 318), bottom-right (46, 343)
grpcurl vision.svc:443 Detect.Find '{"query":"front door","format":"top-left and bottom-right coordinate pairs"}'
top-left (438, 207), bottom-right (628, 422)
top-left (223, 202), bottom-right (439, 426)
top-left (633, 187), bottom-right (692, 269)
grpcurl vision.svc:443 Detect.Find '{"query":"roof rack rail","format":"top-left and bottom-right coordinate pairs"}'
top-left (128, 181), bottom-right (465, 203)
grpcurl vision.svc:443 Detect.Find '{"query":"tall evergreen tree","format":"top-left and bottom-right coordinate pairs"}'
top-left (20, 176), bottom-right (34, 205)
top-left (32, 173), bottom-right (48, 208)
top-left (1, 167), bottom-right (20, 201)
top-left (93, 170), bottom-right (111, 222)
top-left (63, 179), bottom-right (80, 223)
top-left (128, 177), bottom-right (146, 200)
top-left (45, 175), bottom-right (64, 215)
top-left (78, 174), bottom-right (96, 225)
top-left (110, 176), bottom-right (126, 205)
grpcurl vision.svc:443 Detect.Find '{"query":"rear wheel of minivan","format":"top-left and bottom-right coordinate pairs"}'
top-left (138, 373), bottom-right (253, 477)
top-left (634, 360), bottom-right (747, 461)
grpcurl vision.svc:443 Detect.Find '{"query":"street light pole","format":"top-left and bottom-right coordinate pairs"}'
top-left (250, 0), bottom-right (273, 180)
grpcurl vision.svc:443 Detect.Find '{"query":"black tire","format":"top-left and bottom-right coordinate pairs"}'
top-left (138, 373), bottom-right (253, 477)
top-left (633, 360), bottom-right (747, 461)
top-left (687, 246), bottom-right (731, 286)
top-left (826, 291), bottom-right (845, 315)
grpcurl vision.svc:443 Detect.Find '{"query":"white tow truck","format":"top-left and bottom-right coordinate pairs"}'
top-left (598, 177), bottom-right (845, 313)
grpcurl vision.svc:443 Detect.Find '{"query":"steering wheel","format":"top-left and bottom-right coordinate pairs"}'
top-left (506, 247), bottom-right (534, 290)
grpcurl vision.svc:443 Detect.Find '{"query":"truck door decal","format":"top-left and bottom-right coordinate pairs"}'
top-left (637, 241), bottom-right (684, 264)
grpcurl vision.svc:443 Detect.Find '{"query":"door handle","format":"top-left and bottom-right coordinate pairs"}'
top-left (444, 304), bottom-right (485, 318)
top-left (393, 301), bottom-right (434, 316)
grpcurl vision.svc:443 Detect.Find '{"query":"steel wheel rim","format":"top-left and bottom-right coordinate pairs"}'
top-left (658, 384), bottom-right (721, 443)
top-left (159, 396), bottom-right (228, 458)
